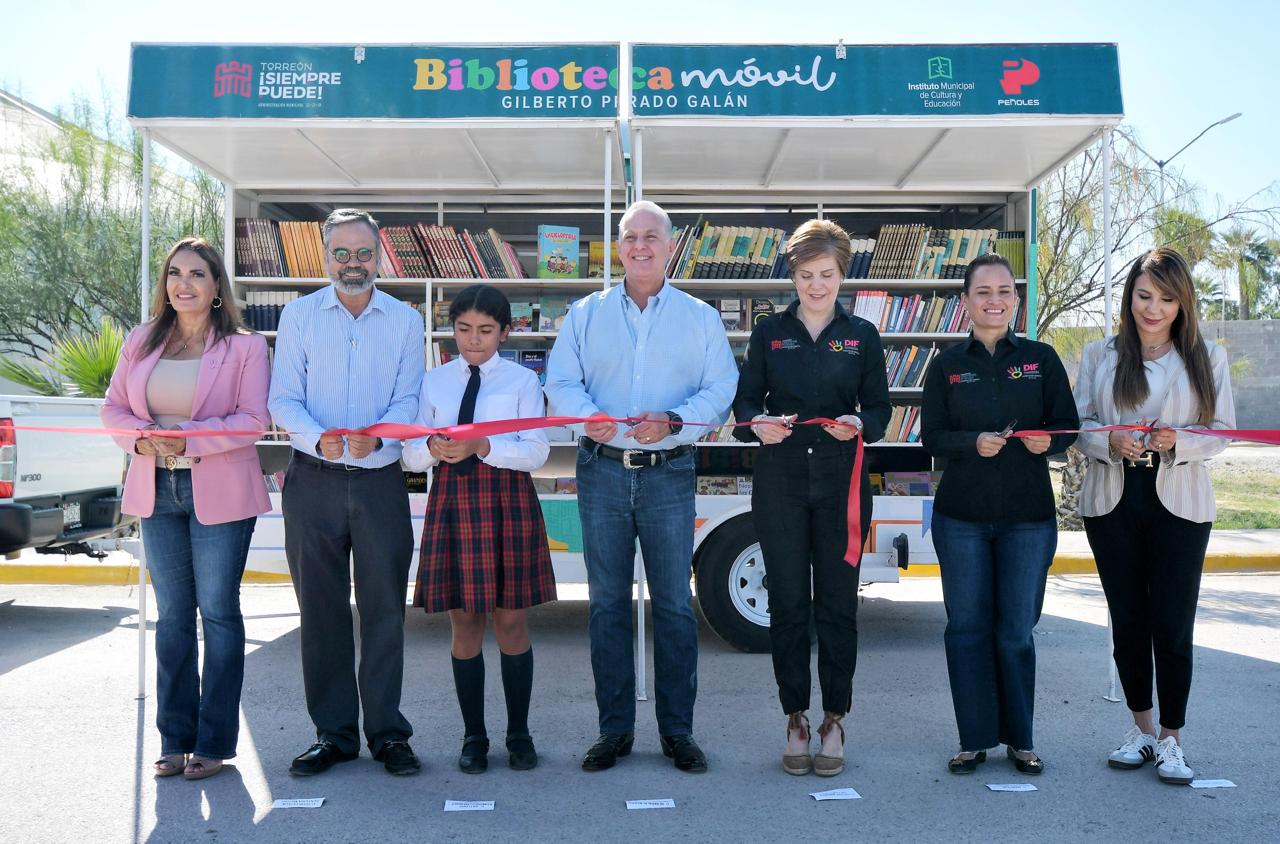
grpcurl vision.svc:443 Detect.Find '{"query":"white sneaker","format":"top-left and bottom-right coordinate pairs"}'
top-left (1155, 736), bottom-right (1194, 784)
top-left (1108, 726), bottom-right (1157, 769)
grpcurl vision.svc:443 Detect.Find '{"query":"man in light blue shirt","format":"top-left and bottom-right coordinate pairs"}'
top-left (546, 200), bottom-right (737, 774)
top-left (269, 208), bottom-right (424, 778)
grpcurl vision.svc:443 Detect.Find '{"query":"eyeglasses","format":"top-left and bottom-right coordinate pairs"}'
top-left (331, 247), bottom-right (375, 263)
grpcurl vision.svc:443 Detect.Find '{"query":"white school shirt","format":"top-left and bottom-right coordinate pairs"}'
top-left (401, 354), bottom-right (550, 472)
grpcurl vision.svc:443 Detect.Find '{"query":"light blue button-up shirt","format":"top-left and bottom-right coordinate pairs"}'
top-left (545, 281), bottom-right (738, 449)
top-left (268, 284), bottom-right (424, 468)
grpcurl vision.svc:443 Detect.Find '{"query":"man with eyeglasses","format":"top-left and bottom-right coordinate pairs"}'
top-left (269, 208), bottom-right (425, 777)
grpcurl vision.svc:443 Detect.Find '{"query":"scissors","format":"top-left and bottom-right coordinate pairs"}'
top-left (997, 418), bottom-right (1018, 438)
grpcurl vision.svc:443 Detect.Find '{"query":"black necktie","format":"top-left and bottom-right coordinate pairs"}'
top-left (454, 364), bottom-right (481, 474)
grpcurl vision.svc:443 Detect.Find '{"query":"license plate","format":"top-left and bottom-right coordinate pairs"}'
top-left (62, 501), bottom-right (82, 530)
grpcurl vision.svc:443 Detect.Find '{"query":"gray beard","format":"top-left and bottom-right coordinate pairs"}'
top-left (333, 276), bottom-right (374, 295)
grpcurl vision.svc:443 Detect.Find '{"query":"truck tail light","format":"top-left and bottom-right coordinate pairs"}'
top-left (0, 417), bottom-right (15, 499)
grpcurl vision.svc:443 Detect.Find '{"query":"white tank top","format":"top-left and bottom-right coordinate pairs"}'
top-left (146, 358), bottom-right (202, 428)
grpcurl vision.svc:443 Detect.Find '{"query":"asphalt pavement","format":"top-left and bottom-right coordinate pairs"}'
top-left (1, 575), bottom-right (1277, 843)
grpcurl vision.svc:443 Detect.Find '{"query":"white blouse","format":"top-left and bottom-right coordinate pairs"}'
top-left (401, 355), bottom-right (550, 472)
top-left (1120, 348), bottom-right (1180, 426)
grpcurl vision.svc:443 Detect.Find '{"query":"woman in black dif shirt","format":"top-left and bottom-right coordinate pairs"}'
top-left (733, 219), bottom-right (891, 777)
top-left (920, 252), bottom-right (1078, 776)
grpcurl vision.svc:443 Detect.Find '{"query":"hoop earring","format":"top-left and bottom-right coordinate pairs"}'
top-left (212, 297), bottom-right (223, 309)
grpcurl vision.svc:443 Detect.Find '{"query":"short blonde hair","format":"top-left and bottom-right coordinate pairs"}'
top-left (785, 219), bottom-right (851, 278)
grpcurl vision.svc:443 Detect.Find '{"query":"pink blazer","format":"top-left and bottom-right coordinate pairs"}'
top-left (102, 325), bottom-right (272, 524)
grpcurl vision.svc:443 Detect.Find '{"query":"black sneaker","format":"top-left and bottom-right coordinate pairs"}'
top-left (375, 739), bottom-right (421, 776)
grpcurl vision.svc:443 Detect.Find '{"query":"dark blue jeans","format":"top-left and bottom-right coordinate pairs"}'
top-left (141, 469), bottom-right (256, 760)
top-left (931, 512), bottom-right (1056, 752)
top-left (575, 444), bottom-right (698, 736)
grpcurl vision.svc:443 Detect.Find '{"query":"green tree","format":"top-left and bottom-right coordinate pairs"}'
top-left (1210, 226), bottom-right (1266, 321)
top-left (0, 96), bottom-right (223, 360)
top-left (1154, 208), bottom-right (1214, 269)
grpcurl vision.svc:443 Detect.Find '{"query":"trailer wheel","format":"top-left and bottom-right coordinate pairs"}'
top-left (694, 516), bottom-right (772, 653)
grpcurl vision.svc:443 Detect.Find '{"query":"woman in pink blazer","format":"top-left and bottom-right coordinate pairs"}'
top-left (102, 237), bottom-right (270, 781)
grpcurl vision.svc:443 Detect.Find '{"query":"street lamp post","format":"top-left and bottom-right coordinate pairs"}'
top-left (1111, 112), bottom-right (1242, 336)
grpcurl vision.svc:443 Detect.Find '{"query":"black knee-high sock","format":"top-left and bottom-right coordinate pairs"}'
top-left (452, 654), bottom-right (486, 738)
top-left (500, 648), bottom-right (533, 737)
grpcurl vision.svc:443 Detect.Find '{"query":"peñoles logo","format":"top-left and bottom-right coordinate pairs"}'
top-left (999, 59), bottom-right (1040, 95)
top-left (213, 61), bottom-right (253, 98)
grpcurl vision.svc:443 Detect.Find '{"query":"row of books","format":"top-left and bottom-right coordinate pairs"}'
top-left (870, 471), bottom-right (944, 496)
top-left (430, 295), bottom-right (575, 333)
top-left (666, 222), bottom-right (787, 280)
top-left (244, 291), bottom-right (429, 332)
top-left (885, 345), bottom-right (939, 388)
top-left (851, 291), bottom-right (972, 334)
top-left (236, 219), bottom-right (320, 279)
top-left (382, 224), bottom-right (527, 280)
top-left (885, 405), bottom-right (923, 443)
top-left (867, 226), bottom-right (1003, 280)
top-left (991, 231), bottom-right (1028, 278)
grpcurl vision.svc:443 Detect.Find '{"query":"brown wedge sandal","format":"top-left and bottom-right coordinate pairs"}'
top-left (183, 756), bottom-right (224, 781)
top-left (782, 712), bottom-right (812, 776)
top-left (814, 713), bottom-right (845, 777)
top-left (154, 754), bottom-right (187, 778)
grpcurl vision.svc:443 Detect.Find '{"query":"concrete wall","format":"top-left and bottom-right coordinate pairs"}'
top-left (1209, 320), bottom-right (1280, 429)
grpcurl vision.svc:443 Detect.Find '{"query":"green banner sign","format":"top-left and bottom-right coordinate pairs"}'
top-left (128, 44), bottom-right (621, 119)
top-left (629, 43), bottom-right (1122, 117)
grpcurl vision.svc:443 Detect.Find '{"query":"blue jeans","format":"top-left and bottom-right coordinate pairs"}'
top-left (931, 512), bottom-right (1056, 752)
top-left (575, 445), bottom-right (699, 736)
top-left (141, 469), bottom-right (256, 760)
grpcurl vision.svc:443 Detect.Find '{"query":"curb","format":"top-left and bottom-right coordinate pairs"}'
top-left (0, 565), bottom-right (292, 586)
top-left (901, 552), bottom-right (1280, 577)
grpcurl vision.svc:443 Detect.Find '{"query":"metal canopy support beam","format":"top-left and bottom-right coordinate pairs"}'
top-left (603, 129), bottom-right (614, 287)
top-left (137, 128), bottom-right (153, 700)
top-left (896, 129), bottom-right (950, 189)
top-left (1102, 128), bottom-right (1114, 335)
top-left (223, 181), bottom-right (236, 284)
top-left (462, 130), bottom-right (500, 188)
top-left (295, 129), bottom-right (361, 187)
top-left (633, 128), bottom-right (643, 200)
top-left (761, 129), bottom-right (792, 189)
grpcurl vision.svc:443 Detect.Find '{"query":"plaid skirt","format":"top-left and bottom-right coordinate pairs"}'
top-left (413, 458), bottom-right (557, 613)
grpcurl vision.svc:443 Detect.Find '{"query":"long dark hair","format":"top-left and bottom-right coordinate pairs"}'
top-left (141, 237), bottom-right (247, 357)
top-left (449, 284), bottom-right (512, 330)
top-left (1113, 247), bottom-right (1216, 425)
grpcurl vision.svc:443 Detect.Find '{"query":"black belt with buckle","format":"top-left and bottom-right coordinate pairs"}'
top-left (581, 438), bottom-right (695, 469)
top-left (1123, 451), bottom-right (1159, 469)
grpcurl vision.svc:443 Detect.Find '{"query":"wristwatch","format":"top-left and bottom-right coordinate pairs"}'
top-left (664, 411), bottom-right (684, 436)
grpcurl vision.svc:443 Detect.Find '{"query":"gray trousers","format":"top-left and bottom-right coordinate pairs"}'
top-left (283, 453), bottom-right (414, 755)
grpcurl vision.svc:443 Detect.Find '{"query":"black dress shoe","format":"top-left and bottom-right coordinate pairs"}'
top-left (948, 750), bottom-right (987, 774)
top-left (1007, 746), bottom-right (1044, 775)
top-left (660, 734), bottom-right (708, 773)
top-left (289, 740), bottom-right (358, 777)
top-left (459, 735), bottom-right (489, 774)
top-left (375, 739), bottom-right (421, 776)
top-left (581, 733), bottom-right (634, 771)
top-left (506, 733), bottom-right (538, 771)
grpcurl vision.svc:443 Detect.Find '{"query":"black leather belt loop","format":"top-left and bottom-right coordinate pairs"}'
top-left (580, 437), bottom-right (694, 469)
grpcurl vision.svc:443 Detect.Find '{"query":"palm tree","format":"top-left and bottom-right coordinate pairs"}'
top-left (1211, 226), bottom-right (1264, 320)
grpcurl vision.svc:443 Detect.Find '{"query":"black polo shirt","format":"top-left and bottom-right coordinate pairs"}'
top-left (733, 300), bottom-right (891, 449)
top-left (920, 330), bottom-right (1079, 522)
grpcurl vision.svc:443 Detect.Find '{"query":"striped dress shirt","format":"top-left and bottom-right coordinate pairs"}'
top-left (545, 281), bottom-right (738, 449)
top-left (268, 284), bottom-right (424, 468)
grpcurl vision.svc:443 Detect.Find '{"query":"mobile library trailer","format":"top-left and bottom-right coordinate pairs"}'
top-left (126, 41), bottom-right (1124, 656)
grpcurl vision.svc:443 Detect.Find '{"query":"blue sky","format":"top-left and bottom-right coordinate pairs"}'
top-left (5, 0), bottom-right (1277, 213)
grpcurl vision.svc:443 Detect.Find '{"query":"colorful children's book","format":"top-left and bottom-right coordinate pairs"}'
top-left (509, 302), bottom-right (535, 332)
top-left (587, 241), bottom-right (625, 278)
top-left (537, 225), bottom-right (580, 279)
top-left (538, 295), bottom-right (572, 332)
top-left (518, 349), bottom-right (547, 384)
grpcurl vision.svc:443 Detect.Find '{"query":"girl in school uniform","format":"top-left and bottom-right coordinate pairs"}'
top-left (402, 284), bottom-right (557, 774)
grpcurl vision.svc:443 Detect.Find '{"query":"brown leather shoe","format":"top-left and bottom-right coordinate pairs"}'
top-left (782, 712), bottom-right (812, 775)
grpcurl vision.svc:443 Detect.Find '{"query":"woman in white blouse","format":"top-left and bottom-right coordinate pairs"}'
top-left (402, 284), bottom-right (555, 775)
top-left (1073, 247), bottom-right (1235, 786)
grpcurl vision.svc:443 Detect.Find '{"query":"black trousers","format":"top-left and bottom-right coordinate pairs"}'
top-left (752, 441), bottom-right (871, 715)
top-left (283, 455), bottom-right (415, 755)
top-left (1083, 464), bottom-right (1211, 730)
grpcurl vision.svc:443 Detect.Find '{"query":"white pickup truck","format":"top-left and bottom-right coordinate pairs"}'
top-left (0, 395), bottom-right (133, 556)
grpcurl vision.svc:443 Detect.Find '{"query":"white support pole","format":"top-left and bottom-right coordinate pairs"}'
top-left (140, 129), bottom-right (153, 323)
top-left (603, 129), bottom-right (613, 288)
top-left (1101, 128), bottom-right (1114, 335)
top-left (634, 547), bottom-right (648, 702)
top-left (634, 128), bottom-right (643, 201)
top-left (119, 536), bottom-right (148, 701)
top-left (222, 181), bottom-right (235, 283)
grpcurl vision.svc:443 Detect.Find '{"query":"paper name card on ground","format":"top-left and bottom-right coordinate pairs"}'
top-left (272, 798), bottom-right (325, 809)
top-left (810, 788), bottom-right (861, 800)
top-left (626, 798), bottom-right (676, 810)
top-left (444, 800), bottom-right (496, 811)
top-left (986, 783), bottom-right (1038, 792)
top-left (1190, 779), bottom-right (1236, 789)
